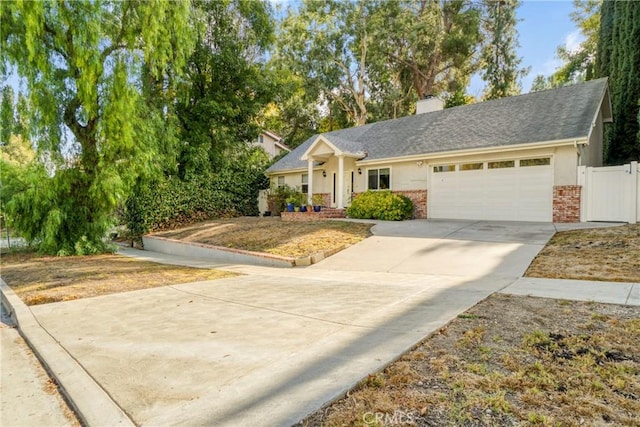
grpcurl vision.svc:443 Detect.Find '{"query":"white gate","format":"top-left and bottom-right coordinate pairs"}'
top-left (579, 161), bottom-right (639, 223)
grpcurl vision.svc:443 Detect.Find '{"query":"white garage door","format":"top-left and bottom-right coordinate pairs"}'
top-left (430, 157), bottom-right (553, 222)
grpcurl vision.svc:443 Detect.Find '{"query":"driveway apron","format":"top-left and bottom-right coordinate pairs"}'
top-left (28, 220), bottom-right (555, 426)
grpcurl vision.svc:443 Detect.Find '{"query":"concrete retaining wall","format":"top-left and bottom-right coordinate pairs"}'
top-left (143, 235), bottom-right (299, 268)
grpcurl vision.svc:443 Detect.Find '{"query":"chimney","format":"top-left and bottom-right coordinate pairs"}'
top-left (416, 95), bottom-right (444, 115)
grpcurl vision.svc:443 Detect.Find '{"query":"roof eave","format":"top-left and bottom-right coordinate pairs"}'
top-left (356, 137), bottom-right (588, 166)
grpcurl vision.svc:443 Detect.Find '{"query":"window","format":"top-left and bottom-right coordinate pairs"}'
top-left (277, 176), bottom-right (284, 188)
top-left (368, 168), bottom-right (390, 190)
top-left (433, 164), bottom-right (456, 173)
top-left (301, 174), bottom-right (308, 194)
top-left (488, 160), bottom-right (515, 169)
top-left (258, 135), bottom-right (264, 144)
top-left (520, 157), bottom-right (551, 167)
top-left (460, 162), bottom-right (483, 171)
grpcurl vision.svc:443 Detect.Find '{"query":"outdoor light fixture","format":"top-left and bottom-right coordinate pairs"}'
top-left (322, 170), bottom-right (327, 177)
top-left (357, 168), bottom-right (362, 175)
top-left (416, 160), bottom-right (424, 167)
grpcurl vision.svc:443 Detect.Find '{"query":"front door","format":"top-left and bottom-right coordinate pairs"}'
top-left (332, 173), bottom-right (337, 207)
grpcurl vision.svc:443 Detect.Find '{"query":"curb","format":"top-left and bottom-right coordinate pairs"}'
top-left (142, 235), bottom-right (340, 268)
top-left (0, 279), bottom-right (134, 427)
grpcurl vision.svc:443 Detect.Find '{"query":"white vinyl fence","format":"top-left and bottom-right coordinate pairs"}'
top-left (578, 161), bottom-right (639, 223)
top-left (257, 189), bottom-right (269, 215)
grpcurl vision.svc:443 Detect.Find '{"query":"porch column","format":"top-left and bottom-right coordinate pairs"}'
top-left (337, 155), bottom-right (345, 209)
top-left (307, 157), bottom-right (314, 205)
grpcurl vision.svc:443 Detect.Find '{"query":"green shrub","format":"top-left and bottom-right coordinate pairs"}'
top-left (269, 184), bottom-right (297, 213)
top-left (124, 173), bottom-right (252, 243)
top-left (346, 190), bottom-right (413, 221)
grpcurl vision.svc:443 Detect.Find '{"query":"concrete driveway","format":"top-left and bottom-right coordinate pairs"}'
top-left (311, 220), bottom-right (557, 277)
top-left (27, 221), bottom-right (558, 426)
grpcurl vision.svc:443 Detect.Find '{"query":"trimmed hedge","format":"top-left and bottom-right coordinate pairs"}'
top-left (346, 190), bottom-right (413, 221)
top-left (124, 172), bottom-right (262, 241)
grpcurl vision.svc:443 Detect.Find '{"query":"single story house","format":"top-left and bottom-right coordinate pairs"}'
top-left (253, 130), bottom-right (290, 159)
top-left (266, 78), bottom-right (612, 222)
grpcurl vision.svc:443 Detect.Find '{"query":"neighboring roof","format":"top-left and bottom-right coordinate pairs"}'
top-left (261, 130), bottom-right (290, 151)
top-left (267, 78), bottom-right (610, 172)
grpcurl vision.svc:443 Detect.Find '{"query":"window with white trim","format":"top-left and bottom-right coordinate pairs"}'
top-left (277, 176), bottom-right (285, 188)
top-left (488, 160), bottom-right (515, 169)
top-left (460, 162), bottom-right (483, 171)
top-left (368, 168), bottom-right (390, 190)
top-left (520, 157), bottom-right (551, 167)
top-left (433, 164), bottom-right (456, 173)
top-left (301, 174), bottom-right (308, 194)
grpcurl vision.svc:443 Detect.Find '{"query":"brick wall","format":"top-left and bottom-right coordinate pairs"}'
top-left (393, 190), bottom-right (428, 219)
top-left (351, 189), bottom-right (428, 219)
top-left (553, 185), bottom-right (581, 222)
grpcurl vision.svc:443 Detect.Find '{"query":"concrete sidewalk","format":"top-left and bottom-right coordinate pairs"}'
top-left (1, 305), bottom-right (78, 427)
top-left (501, 277), bottom-right (639, 306)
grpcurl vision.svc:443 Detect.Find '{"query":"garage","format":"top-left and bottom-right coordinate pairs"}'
top-left (429, 157), bottom-right (553, 222)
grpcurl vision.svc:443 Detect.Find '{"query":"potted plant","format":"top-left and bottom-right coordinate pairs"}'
top-left (295, 192), bottom-right (307, 212)
top-left (285, 195), bottom-right (297, 212)
top-left (312, 194), bottom-right (324, 212)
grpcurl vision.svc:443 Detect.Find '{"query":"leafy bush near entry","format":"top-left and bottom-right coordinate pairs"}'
top-left (346, 190), bottom-right (413, 221)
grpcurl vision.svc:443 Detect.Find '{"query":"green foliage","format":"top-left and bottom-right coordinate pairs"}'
top-left (371, 0), bottom-right (482, 102)
top-left (346, 190), bottom-right (413, 221)
top-left (480, 0), bottom-right (529, 100)
top-left (1, 160), bottom-right (116, 255)
top-left (271, 0), bottom-right (482, 132)
top-left (0, 1), bottom-right (195, 254)
top-left (176, 0), bottom-right (274, 178)
top-left (595, 0), bottom-right (640, 163)
top-left (277, 0), bottom-right (371, 126)
top-left (555, 0), bottom-right (601, 85)
top-left (268, 184), bottom-right (297, 214)
top-left (312, 193), bottom-right (324, 206)
top-left (124, 146), bottom-right (270, 240)
top-left (1, 86), bottom-right (15, 144)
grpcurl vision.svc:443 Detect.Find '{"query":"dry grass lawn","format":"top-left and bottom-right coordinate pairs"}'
top-left (300, 294), bottom-right (640, 427)
top-left (526, 224), bottom-right (640, 282)
top-left (152, 217), bottom-right (373, 258)
top-left (1, 252), bottom-right (235, 306)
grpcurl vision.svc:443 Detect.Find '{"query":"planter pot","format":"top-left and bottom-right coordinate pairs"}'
top-left (294, 206), bottom-right (300, 212)
top-left (313, 206), bottom-right (322, 212)
top-left (287, 203), bottom-right (294, 212)
top-left (300, 206), bottom-right (307, 212)
top-left (263, 211), bottom-right (271, 217)
top-left (307, 206), bottom-right (313, 213)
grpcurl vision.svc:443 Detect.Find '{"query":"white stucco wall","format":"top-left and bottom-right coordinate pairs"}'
top-left (581, 109), bottom-right (605, 168)
top-left (553, 145), bottom-right (579, 186)
top-left (253, 132), bottom-right (287, 159)
top-left (270, 145), bottom-right (582, 202)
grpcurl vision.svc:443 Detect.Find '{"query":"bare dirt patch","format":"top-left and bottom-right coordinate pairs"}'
top-left (299, 294), bottom-right (640, 427)
top-left (152, 217), bottom-right (373, 258)
top-left (1, 252), bottom-right (235, 306)
top-left (526, 224), bottom-right (640, 282)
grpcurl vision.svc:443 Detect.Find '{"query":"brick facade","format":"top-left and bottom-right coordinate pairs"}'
top-left (392, 190), bottom-right (428, 219)
top-left (553, 185), bottom-right (581, 223)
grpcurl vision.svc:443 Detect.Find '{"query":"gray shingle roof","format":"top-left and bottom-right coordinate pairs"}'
top-left (268, 78), bottom-right (608, 172)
